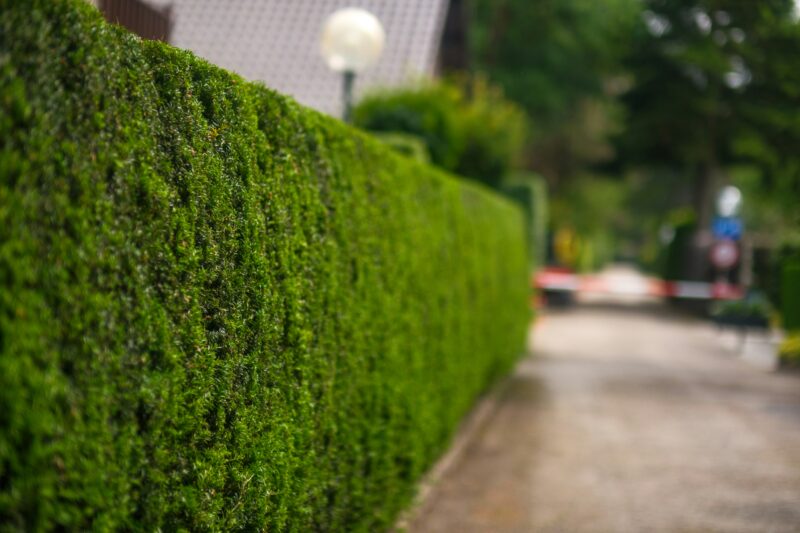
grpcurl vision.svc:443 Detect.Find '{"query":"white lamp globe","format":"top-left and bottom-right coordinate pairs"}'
top-left (320, 8), bottom-right (385, 73)
top-left (716, 185), bottom-right (742, 217)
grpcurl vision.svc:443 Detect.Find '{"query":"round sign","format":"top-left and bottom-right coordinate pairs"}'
top-left (710, 240), bottom-right (739, 270)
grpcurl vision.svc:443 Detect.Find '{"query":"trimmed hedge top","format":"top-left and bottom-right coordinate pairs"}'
top-left (0, 1), bottom-right (530, 530)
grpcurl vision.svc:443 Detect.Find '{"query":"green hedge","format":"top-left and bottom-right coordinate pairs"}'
top-left (0, 1), bottom-right (530, 531)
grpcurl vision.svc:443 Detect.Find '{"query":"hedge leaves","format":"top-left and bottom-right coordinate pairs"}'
top-left (0, 1), bottom-right (530, 530)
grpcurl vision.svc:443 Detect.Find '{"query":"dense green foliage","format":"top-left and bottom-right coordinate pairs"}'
top-left (468, 0), bottom-right (636, 186)
top-left (353, 83), bottom-right (464, 170)
top-left (710, 296), bottom-right (772, 328)
top-left (469, 0), bottom-right (635, 131)
top-left (781, 257), bottom-right (800, 330)
top-left (619, 0), bottom-right (800, 279)
top-left (0, 1), bottom-right (530, 530)
top-left (621, 1), bottom-right (800, 237)
top-left (502, 174), bottom-right (548, 269)
top-left (468, 0), bottom-right (800, 280)
top-left (370, 132), bottom-right (431, 164)
top-left (353, 77), bottom-right (528, 188)
top-left (779, 333), bottom-right (800, 368)
top-left (465, 0), bottom-right (639, 270)
top-left (663, 220), bottom-right (697, 281)
top-left (452, 77), bottom-right (528, 187)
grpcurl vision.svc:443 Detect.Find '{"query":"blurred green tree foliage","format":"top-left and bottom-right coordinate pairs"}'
top-left (549, 176), bottom-right (630, 270)
top-left (502, 173), bottom-right (549, 268)
top-left (620, 0), bottom-right (800, 238)
top-left (467, 0), bottom-right (638, 269)
top-left (469, 0), bottom-right (638, 186)
top-left (468, 0), bottom-right (800, 274)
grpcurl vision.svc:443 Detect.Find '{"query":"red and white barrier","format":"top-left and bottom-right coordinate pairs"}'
top-left (534, 269), bottom-right (744, 301)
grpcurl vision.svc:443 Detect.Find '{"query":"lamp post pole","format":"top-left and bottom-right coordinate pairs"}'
top-left (342, 70), bottom-right (355, 123)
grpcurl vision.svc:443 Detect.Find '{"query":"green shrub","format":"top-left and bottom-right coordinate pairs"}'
top-left (452, 76), bottom-right (528, 188)
top-left (781, 256), bottom-right (800, 330)
top-left (353, 77), bottom-right (528, 188)
top-left (352, 83), bottom-right (464, 170)
top-left (710, 294), bottom-right (772, 327)
top-left (0, 1), bottom-right (530, 531)
top-left (779, 333), bottom-right (800, 368)
top-left (371, 131), bottom-right (431, 164)
top-left (502, 174), bottom-right (548, 269)
top-left (662, 212), bottom-right (697, 282)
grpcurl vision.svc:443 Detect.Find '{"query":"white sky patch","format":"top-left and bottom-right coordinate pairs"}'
top-left (693, 9), bottom-right (712, 34)
top-left (725, 56), bottom-right (752, 89)
top-left (643, 10), bottom-right (671, 37)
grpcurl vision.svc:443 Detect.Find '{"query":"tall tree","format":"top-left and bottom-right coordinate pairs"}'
top-left (620, 0), bottom-right (799, 276)
top-left (469, 0), bottom-right (638, 186)
top-left (732, 3), bottom-right (800, 235)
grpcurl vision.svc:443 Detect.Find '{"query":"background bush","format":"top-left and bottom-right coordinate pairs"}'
top-left (501, 174), bottom-right (548, 269)
top-left (781, 255), bottom-right (800, 331)
top-left (352, 83), bottom-right (465, 171)
top-left (370, 131), bottom-right (432, 164)
top-left (353, 77), bottom-right (528, 189)
top-left (0, 1), bottom-right (531, 531)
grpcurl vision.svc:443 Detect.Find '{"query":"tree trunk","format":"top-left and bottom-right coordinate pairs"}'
top-left (694, 160), bottom-right (720, 235)
top-left (686, 161), bottom-right (719, 281)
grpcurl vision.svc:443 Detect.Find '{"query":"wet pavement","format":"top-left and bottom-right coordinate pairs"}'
top-left (408, 278), bottom-right (800, 532)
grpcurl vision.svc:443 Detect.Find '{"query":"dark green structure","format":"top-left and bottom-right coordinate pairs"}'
top-left (502, 174), bottom-right (548, 269)
top-left (0, 1), bottom-right (531, 530)
top-left (782, 257), bottom-right (800, 331)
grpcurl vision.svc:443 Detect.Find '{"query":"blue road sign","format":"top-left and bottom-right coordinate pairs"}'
top-left (712, 216), bottom-right (743, 241)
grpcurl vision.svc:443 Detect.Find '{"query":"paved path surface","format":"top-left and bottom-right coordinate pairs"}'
top-left (408, 278), bottom-right (800, 532)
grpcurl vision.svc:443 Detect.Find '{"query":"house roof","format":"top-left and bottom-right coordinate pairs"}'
top-left (147, 0), bottom-right (450, 117)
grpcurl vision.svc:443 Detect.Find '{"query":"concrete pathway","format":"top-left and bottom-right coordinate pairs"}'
top-left (408, 273), bottom-right (800, 532)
